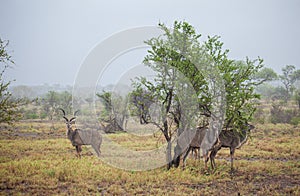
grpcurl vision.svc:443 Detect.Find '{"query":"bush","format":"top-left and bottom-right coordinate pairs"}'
top-left (270, 101), bottom-right (299, 124)
top-left (253, 107), bottom-right (266, 124)
top-left (24, 112), bottom-right (39, 119)
top-left (290, 117), bottom-right (300, 126)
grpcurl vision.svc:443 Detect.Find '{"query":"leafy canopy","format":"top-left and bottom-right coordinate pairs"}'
top-left (131, 21), bottom-right (264, 132)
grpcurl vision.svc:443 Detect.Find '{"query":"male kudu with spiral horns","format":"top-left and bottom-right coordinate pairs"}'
top-left (59, 108), bottom-right (102, 158)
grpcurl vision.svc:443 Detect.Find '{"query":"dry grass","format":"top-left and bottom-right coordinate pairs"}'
top-left (0, 121), bottom-right (299, 195)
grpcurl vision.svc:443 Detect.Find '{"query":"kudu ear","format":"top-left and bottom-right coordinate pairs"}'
top-left (69, 117), bottom-right (76, 122)
top-left (63, 116), bottom-right (69, 122)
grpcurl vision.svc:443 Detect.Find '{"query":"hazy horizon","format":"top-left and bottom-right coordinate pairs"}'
top-left (1, 0), bottom-right (300, 86)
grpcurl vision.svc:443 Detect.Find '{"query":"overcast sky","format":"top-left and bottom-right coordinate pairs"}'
top-left (1, 0), bottom-right (299, 86)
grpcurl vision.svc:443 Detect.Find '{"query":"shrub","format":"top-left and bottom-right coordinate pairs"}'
top-left (290, 117), bottom-right (300, 126)
top-left (253, 107), bottom-right (266, 124)
top-left (270, 101), bottom-right (299, 124)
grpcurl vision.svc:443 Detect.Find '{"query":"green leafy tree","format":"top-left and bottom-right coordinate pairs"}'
top-left (131, 21), bottom-right (206, 168)
top-left (204, 36), bottom-right (264, 129)
top-left (130, 88), bottom-right (156, 124)
top-left (40, 90), bottom-right (72, 120)
top-left (41, 91), bottom-right (59, 121)
top-left (59, 91), bottom-right (72, 114)
top-left (279, 65), bottom-right (300, 102)
top-left (131, 21), bottom-right (265, 169)
top-left (38, 90), bottom-right (73, 129)
top-left (253, 67), bottom-right (278, 99)
top-left (294, 90), bottom-right (300, 109)
top-left (0, 38), bottom-right (24, 124)
top-left (254, 67), bottom-right (278, 84)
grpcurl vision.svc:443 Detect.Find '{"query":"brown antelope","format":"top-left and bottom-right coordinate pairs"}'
top-left (60, 109), bottom-right (102, 158)
top-left (182, 126), bottom-right (209, 169)
top-left (182, 124), bottom-right (255, 171)
top-left (209, 124), bottom-right (255, 171)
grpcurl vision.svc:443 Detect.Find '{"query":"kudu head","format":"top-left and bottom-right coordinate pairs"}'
top-left (237, 111), bottom-right (255, 133)
top-left (244, 123), bottom-right (255, 133)
top-left (247, 124), bottom-right (255, 131)
top-left (59, 108), bottom-right (79, 130)
top-left (240, 123), bottom-right (255, 137)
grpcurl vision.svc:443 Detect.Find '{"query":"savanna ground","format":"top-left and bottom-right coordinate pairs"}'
top-left (0, 121), bottom-right (299, 195)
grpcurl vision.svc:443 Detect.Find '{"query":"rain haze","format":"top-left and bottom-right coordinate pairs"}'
top-left (1, 0), bottom-right (300, 86)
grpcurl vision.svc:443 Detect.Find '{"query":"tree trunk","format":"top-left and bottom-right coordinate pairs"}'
top-left (166, 139), bottom-right (172, 170)
top-left (172, 143), bottom-right (182, 168)
top-left (162, 123), bottom-right (172, 170)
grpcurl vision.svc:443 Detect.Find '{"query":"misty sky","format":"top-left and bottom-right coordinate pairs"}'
top-left (1, 0), bottom-right (300, 86)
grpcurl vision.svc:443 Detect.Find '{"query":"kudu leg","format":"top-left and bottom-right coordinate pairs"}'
top-left (203, 152), bottom-right (209, 170)
top-left (210, 144), bottom-right (222, 170)
top-left (230, 147), bottom-right (235, 172)
top-left (194, 148), bottom-right (200, 160)
top-left (76, 145), bottom-right (82, 158)
top-left (182, 147), bottom-right (192, 169)
top-left (92, 144), bottom-right (101, 157)
top-left (191, 148), bottom-right (197, 160)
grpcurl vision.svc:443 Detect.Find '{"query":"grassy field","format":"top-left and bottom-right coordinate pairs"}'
top-left (0, 121), bottom-right (299, 195)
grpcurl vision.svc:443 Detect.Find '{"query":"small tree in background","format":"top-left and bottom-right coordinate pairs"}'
top-left (34, 90), bottom-right (73, 129)
top-left (40, 90), bottom-right (73, 120)
top-left (41, 91), bottom-right (59, 121)
top-left (97, 91), bottom-right (128, 133)
top-left (254, 67), bottom-right (278, 84)
top-left (279, 65), bottom-right (300, 102)
top-left (0, 38), bottom-right (24, 124)
top-left (59, 91), bottom-right (72, 114)
top-left (294, 90), bottom-right (300, 109)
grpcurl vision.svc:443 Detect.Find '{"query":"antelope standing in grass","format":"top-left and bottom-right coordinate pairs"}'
top-left (59, 109), bottom-right (102, 158)
top-left (182, 124), bottom-right (255, 171)
top-left (182, 126), bottom-right (209, 169)
top-left (209, 124), bottom-right (255, 171)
